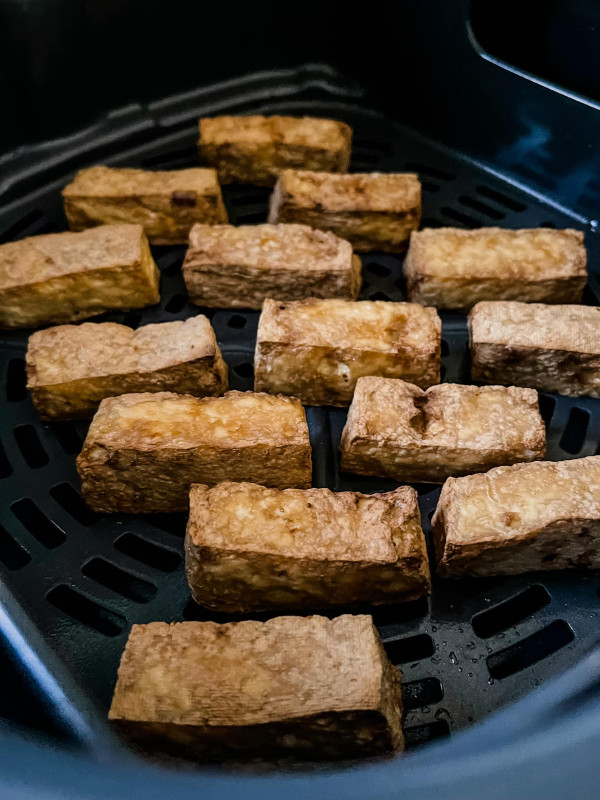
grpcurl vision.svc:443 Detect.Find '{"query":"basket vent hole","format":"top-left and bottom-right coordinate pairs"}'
top-left (0, 209), bottom-right (45, 243)
top-left (402, 677), bottom-right (444, 710)
top-left (352, 139), bottom-right (394, 164)
top-left (227, 314), bottom-right (247, 329)
top-left (404, 162), bottom-right (455, 182)
top-left (422, 181), bottom-right (441, 193)
top-left (0, 440), bottom-right (12, 479)
top-left (46, 585), bottom-right (126, 637)
top-left (228, 188), bottom-right (271, 208)
top-left (50, 483), bottom-right (97, 527)
top-left (371, 595), bottom-right (429, 626)
top-left (559, 407), bottom-right (590, 454)
top-left (369, 291), bottom-right (390, 301)
top-left (476, 186), bottom-right (527, 212)
top-left (182, 597), bottom-right (211, 621)
top-left (165, 294), bottom-right (188, 313)
top-left (440, 207), bottom-right (482, 229)
top-left (11, 499), bottom-right (66, 549)
top-left (234, 211), bottom-right (266, 225)
top-left (472, 584), bottom-right (551, 639)
top-left (487, 619), bottom-right (574, 679)
top-left (6, 358), bottom-right (27, 402)
top-left (383, 633), bottom-right (435, 664)
top-left (441, 340), bottom-right (450, 357)
top-left (538, 394), bottom-right (556, 427)
top-left (404, 720), bottom-right (450, 748)
top-left (458, 195), bottom-right (505, 220)
top-left (140, 147), bottom-right (194, 168)
top-left (50, 423), bottom-right (84, 455)
top-left (233, 362), bottom-right (254, 380)
top-left (147, 514), bottom-right (187, 538)
top-left (114, 533), bottom-right (181, 572)
top-left (14, 425), bottom-right (49, 469)
top-left (0, 523), bottom-right (30, 570)
top-left (366, 262), bottom-right (391, 278)
top-left (82, 558), bottom-right (157, 603)
top-left (122, 311), bottom-right (142, 329)
top-left (541, 220), bottom-right (557, 229)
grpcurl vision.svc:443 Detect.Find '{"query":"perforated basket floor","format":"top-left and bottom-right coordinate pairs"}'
top-left (1, 100), bottom-right (600, 753)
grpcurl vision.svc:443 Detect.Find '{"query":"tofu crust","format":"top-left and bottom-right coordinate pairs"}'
top-left (268, 170), bottom-right (421, 252)
top-left (469, 301), bottom-right (600, 397)
top-left (182, 223), bottom-right (362, 309)
top-left (77, 390), bottom-right (312, 513)
top-left (404, 227), bottom-right (587, 311)
top-left (198, 115), bottom-right (352, 186)
top-left (254, 298), bottom-right (441, 406)
top-left (185, 482), bottom-right (430, 612)
top-left (26, 316), bottom-right (228, 421)
top-left (0, 224), bottom-right (159, 329)
top-left (433, 456), bottom-right (600, 577)
top-left (108, 615), bottom-right (404, 761)
top-left (63, 166), bottom-right (227, 244)
top-left (340, 377), bottom-right (546, 483)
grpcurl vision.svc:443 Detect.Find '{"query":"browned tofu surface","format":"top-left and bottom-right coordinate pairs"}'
top-left (254, 298), bottom-right (441, 405)
top-left (340, 377), bottom-right (546, 483)
top-left (433, 456), bottom-right (600, 577)
top-left (198, 115), bottom-right (352, 185)
top-left (185, 482), bottom-right (430, 612)
top-left (77, 391), bottom-right (312, 513)
top-left (268, 170), bottom-right (421, 252)
top-left (109, 615), bottom-right (404, 761)
top-left (63, 166), bottom-right (227, 244)
top-left (182, 223), bottom-right (361, 309)
top-left (0, 224), bottom-right (159, 329)
top-left (26, 316), bottom-right (228, 420)
top-left (404, 227), bottom-right (587, 311)
top-left (469, 301), bottom-right (600, 397)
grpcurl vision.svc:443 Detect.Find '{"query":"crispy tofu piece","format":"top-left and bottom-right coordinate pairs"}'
top-left (77, 390), bottom-right (312, 513)
top-left (433, 456), bottom-right (600, 577)
top-left (404, 227), bottom-right (587, 311)
top-left (198, 115), bottom-right (352, 186)
top-left (254, 298), bottom-right (441, 406)
top-left (26, 316), bottom-right (228, 421)
top-left (63, 166), bottom-right (227, 244)
top-left (469, 301), bottom-right (600, 397)
top-left (182, 223), bottom-right (362, 309)
top-left (0, 224), bottom-right (159, 329)
top-left (340, 377), bottom-right (546, 483)
top-left (185, 482), bottom-right (430, 612)
top-left (268, 170), bottom-right (421, 252)
top-left (109, 615), bottom-right (404, 761)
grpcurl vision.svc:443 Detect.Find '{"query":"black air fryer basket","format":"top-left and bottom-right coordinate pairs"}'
top-left (1, 1), bottom-right (600, 798)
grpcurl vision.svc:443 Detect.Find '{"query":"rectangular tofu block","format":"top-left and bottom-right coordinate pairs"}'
top-left (182, 223), bottom-right (362, 309)
top-left (268, 170), bottom-right (421, 252)
top-left (109, 615), bottom-right (404, 761)
top-left (185, 482), bottom-right (430, 612)
top-left (26, 316), bottom-right (228, 421)
top-left (340, 377), bottom-right (546, 483)
top-left (63, 166), bottom-right (227, 244)
top-left (0, 224), bottom-right (159, 329)
top-left (469, 301), bottom-right (600, 397)
top-left (198, 115), bottom-right (352, 185)
top-left (254, 298), bottom-right (441, 406)
top-left (433, 456), bottom-right (600, 577)
top-left (404, 227), bottom-right (587, 311)
top-left (77, 390), bottom-right (312, 513)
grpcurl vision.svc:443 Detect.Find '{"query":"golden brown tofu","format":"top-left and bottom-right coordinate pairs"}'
top-left (433, 456), bottom-right (600, 577)
top-left (185, 482), bottom-right (430, 612)
top-left (77, 391), bottom-right (312, 513)
top-left (182, 223), bottom-right (362, 309)
top-left (0, 224), bottom-right (159, 329)
top-left (268, 170), bottom-right (421, 252)
top-left (340, 377), bottom-right (546, 483)
top-left (198, 115), bottom-right (352, 185)
top-left (26, 316), bottom-right (228, 421)
top-left (469, 301), bottom-right (600, 397)
top-left (254, 298), bottom-right (441, 406)
top-left (109, 615), bottom-right (404, 761)
top-left (63, 166), bottom-right (227, 244)
top-left (404, 227), bottom-right (587, 311)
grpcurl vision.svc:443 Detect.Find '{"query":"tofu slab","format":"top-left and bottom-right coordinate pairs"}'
top-left (404, 227), bottom-right (587, 311)
top-left (182, 223), bottom-right (362, 309)
top-left (109, 616), bottom-right (404, 761)
top-left (470, 301), bottom-right (600, 397)
top-left (77, 391), bottom-right (312, 513)
top-left (63, 166), bottom-right (227, 244)
top-left (433, 456), bottom-right (600, 577)
top-left (185, 482), bottom-right (430, 612)
top-left (340, 377), bottom-right (546, 483)
top-left (0, 224), bottom-right (159, 329)
top-left (268, 170), bottom-right (421, 252)
top-left (254, 298), bottom-right (441, 406)
top-left (26, 316), bottom-right (228, 421)
top-left (198, 115), bottom-right (352, 186)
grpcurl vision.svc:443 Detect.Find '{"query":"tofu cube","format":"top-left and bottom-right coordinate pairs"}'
top-left (0, 224), bottom-right (159, 329)
top-left (340, 377), bottom-right (546, 483)
top-left (254, 298), bottom-right (441, 406)
top-left (268, 170), bottom-right (421, 252)
top-left (63, 166), bottom-right (227, 244)
top-left (198, 115), bottom-right (352, 185)
top-left (109, 615), bottom-right (404, 761)
top-left (77, 391), bottom-right (312, 513)
top-left (433, 456), bottom-right (600, 577)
